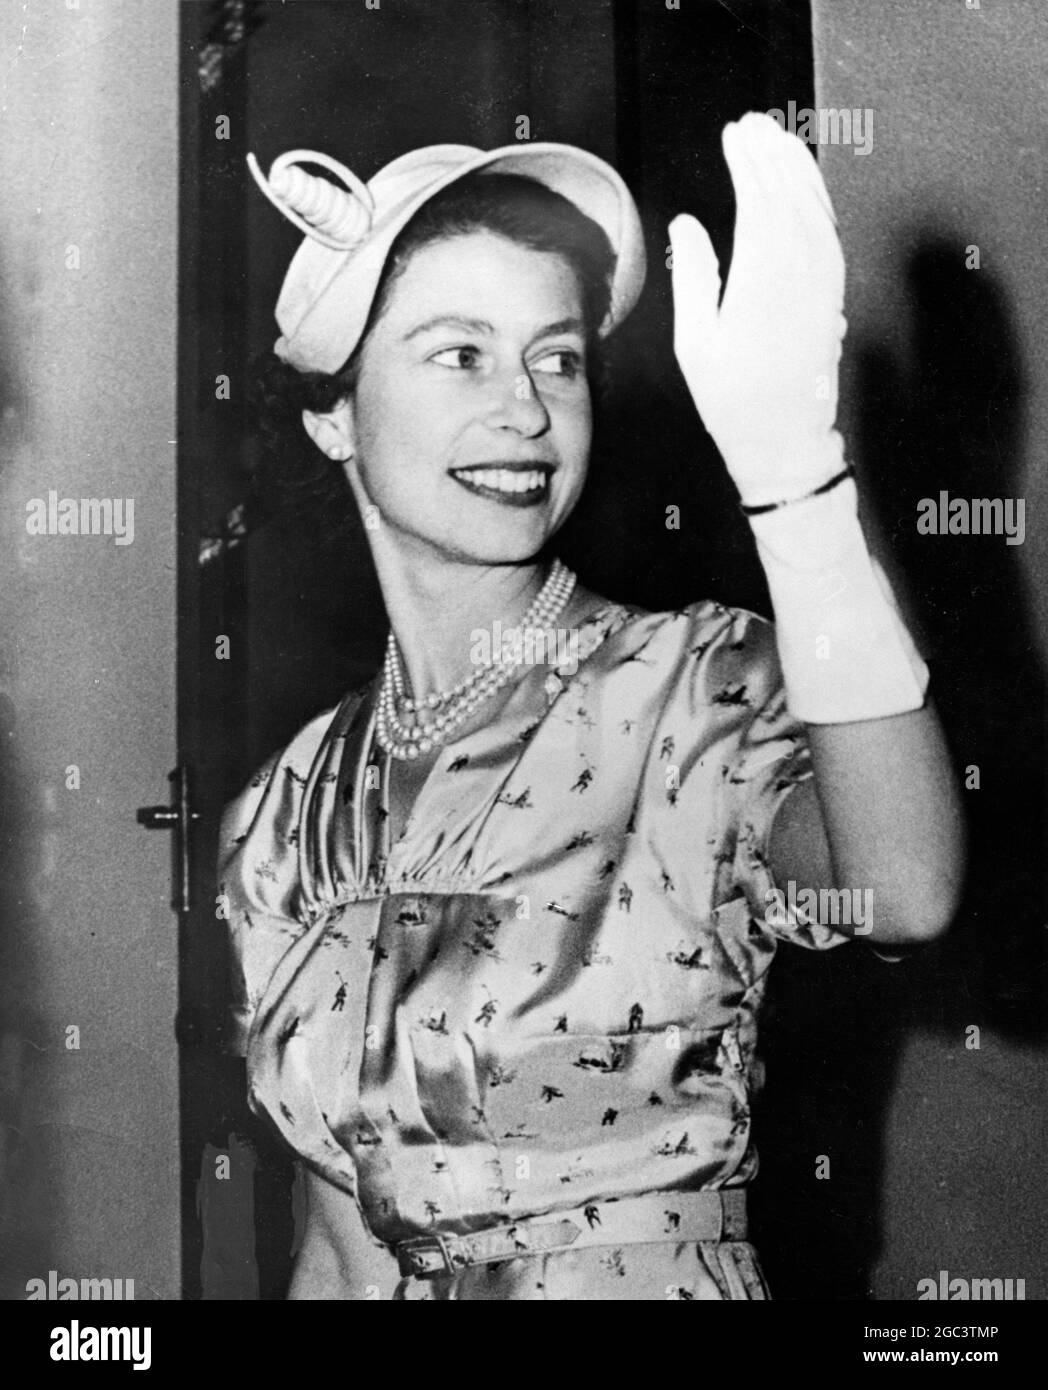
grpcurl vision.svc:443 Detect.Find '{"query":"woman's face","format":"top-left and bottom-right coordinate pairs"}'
top-left (310, 230), bottom-right (594, 566)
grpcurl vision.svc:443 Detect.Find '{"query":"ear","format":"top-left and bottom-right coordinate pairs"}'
top-left (302, 399), bottom-right (356, 462)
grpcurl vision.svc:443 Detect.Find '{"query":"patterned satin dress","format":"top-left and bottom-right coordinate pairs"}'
top-left (220, 600), bottom-right (852, 1300)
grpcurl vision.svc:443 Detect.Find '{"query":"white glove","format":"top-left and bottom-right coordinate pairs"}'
top-left (669, 111), bottom-right (847, 508)
top-left (669, 112), bottom-right (928, 724)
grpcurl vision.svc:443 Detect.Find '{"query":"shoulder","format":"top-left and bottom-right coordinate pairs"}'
top-left (605, 597), bottom-right (773, 646)
top-left (602, 599), bottom-right (781, 701)
top-left (219, 686), bottom-right (369, 865)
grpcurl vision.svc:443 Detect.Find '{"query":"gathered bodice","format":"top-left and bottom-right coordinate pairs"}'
top-left (220, 600), bottom-right (849, 1247)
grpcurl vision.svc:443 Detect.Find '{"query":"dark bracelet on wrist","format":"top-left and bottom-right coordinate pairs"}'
top-left (740, 465), bottom-right (855, 517)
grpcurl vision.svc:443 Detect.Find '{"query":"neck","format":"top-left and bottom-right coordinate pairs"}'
top-left (373, 542), bottom-right (550, 697)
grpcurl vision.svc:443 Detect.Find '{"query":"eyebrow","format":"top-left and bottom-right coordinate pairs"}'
top-left (533, 317), bottom-right (586, 341)
top-left (404, 315), bottom-right (493, 340)
top-left (403, 315), bottom-right (586, 343)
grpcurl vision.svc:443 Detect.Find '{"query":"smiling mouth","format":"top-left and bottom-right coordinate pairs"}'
top-left (448, 465), bottom-right (553, 507)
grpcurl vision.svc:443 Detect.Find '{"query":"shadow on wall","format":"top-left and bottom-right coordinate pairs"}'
top-left (752, 237), bottom-right (1045, 1300)
top-left (859, 238), bottom-right (1044, 1042)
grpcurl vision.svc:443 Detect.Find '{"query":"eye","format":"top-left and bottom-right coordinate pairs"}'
top-left (430, 346), bottom-right (482, 370)
top-left (531, 349), bottom-right (583, 380)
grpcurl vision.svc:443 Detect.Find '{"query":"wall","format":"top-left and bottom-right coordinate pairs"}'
top-left (0, 1), bottom-right (180, 1299)
top-left (812, 0), bottom-right (1047, 1300)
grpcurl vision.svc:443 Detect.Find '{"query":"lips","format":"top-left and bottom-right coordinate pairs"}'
top-left (449, 463), bottom-right (553, 507)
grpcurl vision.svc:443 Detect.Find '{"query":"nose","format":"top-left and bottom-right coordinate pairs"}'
top-left (484, 366), bottom-right (551, 438)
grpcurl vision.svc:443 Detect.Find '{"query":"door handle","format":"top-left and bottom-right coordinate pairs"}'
top-left (137, 765), bottom-right (202, 914)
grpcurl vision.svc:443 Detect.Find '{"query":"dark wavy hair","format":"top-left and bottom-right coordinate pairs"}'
top-left (249, 170), bottom-right (617, 541)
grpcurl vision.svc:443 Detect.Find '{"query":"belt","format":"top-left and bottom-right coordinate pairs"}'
top-left (395, 1189), bottom-right (747, 1280)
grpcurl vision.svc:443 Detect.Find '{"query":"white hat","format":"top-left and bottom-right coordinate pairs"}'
top-left (248, 142), bottom-right (647, 375)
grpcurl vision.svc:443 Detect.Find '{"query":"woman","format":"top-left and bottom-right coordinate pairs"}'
top-left (221, 115), bottom-right (964, 1300)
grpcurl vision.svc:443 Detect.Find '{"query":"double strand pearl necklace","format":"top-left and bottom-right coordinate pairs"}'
top-left (375, 560), bottom-right (577, 761)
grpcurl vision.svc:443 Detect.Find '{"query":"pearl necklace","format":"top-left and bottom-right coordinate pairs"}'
top-left (375, 560), bottom-right (576, 761)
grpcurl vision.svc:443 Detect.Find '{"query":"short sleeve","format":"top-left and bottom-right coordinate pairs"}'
top-left (217, 707), bottom-right (340, 1055)
top-left (720, 612), bottom-right (851, 951)
top-left (633, 603), bottom-right (850, 952)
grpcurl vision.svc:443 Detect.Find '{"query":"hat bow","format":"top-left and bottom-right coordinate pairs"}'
top-left (246, 149), bottom-right (375, 251)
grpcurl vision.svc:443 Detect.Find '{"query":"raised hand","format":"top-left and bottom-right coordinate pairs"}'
top-left (669, 112), bottom-right (847, 509)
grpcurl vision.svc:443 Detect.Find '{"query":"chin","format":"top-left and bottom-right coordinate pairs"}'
top-left (446, 537), bottom-right (552, 567)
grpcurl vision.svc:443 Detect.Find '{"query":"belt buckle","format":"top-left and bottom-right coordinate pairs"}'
top-left (397, 1233), bottom-right (457, 1278)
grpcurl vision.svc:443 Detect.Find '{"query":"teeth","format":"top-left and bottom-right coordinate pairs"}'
top-left (454, 468), bottom-right (547, 493)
